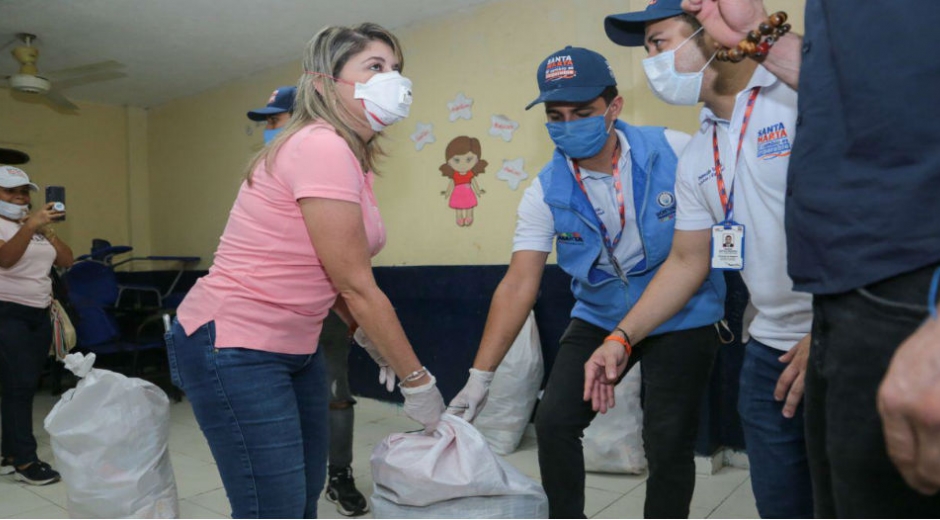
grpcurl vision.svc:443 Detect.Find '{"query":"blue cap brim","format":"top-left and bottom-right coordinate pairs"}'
top-left (247, 107), bottom-right (289, 121)
top-left (525, 85), bottom-right (609, 110)
top-left (605, 9), bottom-right (685, 47)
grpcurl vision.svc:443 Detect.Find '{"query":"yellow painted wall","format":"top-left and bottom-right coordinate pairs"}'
top-left (0, 92), bottom-right (133, 258)
top-left (147, 0), bottom-right (803, 269)
top-left (147, 61), bottom-right (299, 268)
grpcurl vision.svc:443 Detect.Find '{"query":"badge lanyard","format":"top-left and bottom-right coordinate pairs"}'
top-left (712, 87), bottom-right (760, 225)
top-left (572, 144), bottom-right (625, 278)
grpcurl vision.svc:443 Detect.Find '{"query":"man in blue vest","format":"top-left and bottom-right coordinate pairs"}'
top-left (448, 46), bottom-right (726, 518)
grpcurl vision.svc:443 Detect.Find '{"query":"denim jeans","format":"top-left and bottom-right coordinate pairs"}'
top-left (166, 319), bottom-right (329, 519)
top-left (0, 301), bottom-right (51, 466)
top-left (738, 340), bottom-right (813, 518)
top-left (534, 319), bottom-right (719, 519)
top-left (806, 263), bottom-right (940, 517)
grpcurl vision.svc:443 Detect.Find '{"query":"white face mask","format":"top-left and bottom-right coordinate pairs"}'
top-left (353, 71), bottom-right (413, 132)
top-left (0, 199), bottom-right (28, 220)
top-left (642, 27), bottom-right (716, 106)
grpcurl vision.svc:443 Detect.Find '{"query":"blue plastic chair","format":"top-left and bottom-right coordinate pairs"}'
top-left (63, 260), bottom-right (177, 398)
top-left (76, 239), bottom-right (200, 309)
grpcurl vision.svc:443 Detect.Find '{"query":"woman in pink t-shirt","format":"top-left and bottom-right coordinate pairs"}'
top-left (166, 23), bottom-right (443, 518)
top-left (0, 166), bottom-right (73, 486)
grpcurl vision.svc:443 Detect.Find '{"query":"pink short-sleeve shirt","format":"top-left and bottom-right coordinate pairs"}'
top-left (177, 122), bottom-right (386, 354)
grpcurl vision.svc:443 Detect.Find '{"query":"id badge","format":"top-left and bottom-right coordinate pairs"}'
top-left (711, 223), bottom-right (745, 270)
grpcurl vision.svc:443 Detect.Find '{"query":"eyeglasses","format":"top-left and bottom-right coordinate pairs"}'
top-left (0, 187), bottom-right (30, 196)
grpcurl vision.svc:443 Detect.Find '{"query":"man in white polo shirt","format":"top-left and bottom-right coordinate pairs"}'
top-left (584, 1), bottom-right (814, 517)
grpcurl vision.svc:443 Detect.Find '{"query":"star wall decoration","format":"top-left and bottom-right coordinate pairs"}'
top-left (410, 122), bottom-right (436, 151)
top-left (447, 92), bottom-right (473, 122)
top-left (488, 114), bottom-right (519, 142)
top-left (496, 158), bottom-right (528, 190)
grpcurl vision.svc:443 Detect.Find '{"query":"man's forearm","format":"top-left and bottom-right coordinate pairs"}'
top-left (473, 278), bottom-right (539, 372)
top-left (757, 32), bottom-right (802, 90)
top-left (617, 255), bottom-right (710, 345)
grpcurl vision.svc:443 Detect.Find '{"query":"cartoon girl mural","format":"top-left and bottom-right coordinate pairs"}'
top-left (440, 136), bottom-right (487, 227)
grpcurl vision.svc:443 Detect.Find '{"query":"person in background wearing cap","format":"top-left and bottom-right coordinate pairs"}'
top-left (247, 85), bottom-right (297, 144)
top-left (680, 0), bottom-right (940, 517)
top-left (447, 46), bottom-right (726, 518)
top-left (248, 85), bottom-right (370, 517)
top-left (0, 165), bottom-right (72, 486)
top-left (586, 1), bottom-right (813, 517)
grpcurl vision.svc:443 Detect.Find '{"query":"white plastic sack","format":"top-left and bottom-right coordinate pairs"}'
top-left (473, 311), bottom-right (544, 454)
top-left (583, 363), bottom-right (647, 474)
top-left (371, 414), bottom-right (547, 518)
top-left (44, 353), bottom-right (179, 518)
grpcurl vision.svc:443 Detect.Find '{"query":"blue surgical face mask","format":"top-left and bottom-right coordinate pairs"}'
top-left (545, 105), bottom-right (614, 159)
top-left (264, 128), bottom-right (283, 145)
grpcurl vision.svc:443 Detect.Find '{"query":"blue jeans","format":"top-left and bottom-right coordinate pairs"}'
top-left (738, 339), bottom-right (813, 518)
top-left (166, 320), bottom-right (329, 518)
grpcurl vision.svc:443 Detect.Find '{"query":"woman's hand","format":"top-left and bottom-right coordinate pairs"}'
top-left (23, 203), bottom-right (64, 232)
top-left (401, 372), bottom-right (446, 433)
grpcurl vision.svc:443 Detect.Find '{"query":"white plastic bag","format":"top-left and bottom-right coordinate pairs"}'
top-left (583, 363), bottom-right (647, 474)
top-left (473, 311), bottom-right (544, 454)
top-left (371, 414), bottom-right (547, 518)
top-left (44, 353), bottom-right (180, 518)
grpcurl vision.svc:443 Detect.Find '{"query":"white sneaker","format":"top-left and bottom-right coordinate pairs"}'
top-left (0, 459), bottom-right (14, 476)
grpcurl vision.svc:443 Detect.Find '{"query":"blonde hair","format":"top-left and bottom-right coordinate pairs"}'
top-left (246, 23), bottom-right (404, 183)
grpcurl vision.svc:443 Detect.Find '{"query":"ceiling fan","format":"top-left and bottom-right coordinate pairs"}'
top-left (0, 33), bottom-right (127, 111)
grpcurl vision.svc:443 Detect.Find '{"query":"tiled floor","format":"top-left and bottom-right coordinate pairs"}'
top-left (2, 393), bottom-right (758, 519)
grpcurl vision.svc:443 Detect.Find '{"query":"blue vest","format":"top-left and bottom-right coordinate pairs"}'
top-left (539, 120), bottom-right (726, 333)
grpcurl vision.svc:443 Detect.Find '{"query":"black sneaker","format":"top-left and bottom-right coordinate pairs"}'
top-left (325, 465), bottom-right (369, 517)
top-left (14, 461), bottom-right (61, 486)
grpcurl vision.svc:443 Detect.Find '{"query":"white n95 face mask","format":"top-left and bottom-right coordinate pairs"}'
top-left (0, 199), bottom-right (28, 220)
top-left (642, 27), bottom-right (715, 106)
top-left (354, 71), bottom-right (413, 132)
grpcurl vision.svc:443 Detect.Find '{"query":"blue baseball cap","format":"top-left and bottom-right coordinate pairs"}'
top-left (605, 0), bottom-right (686, 47)
top-left (246, 86), bottom-right (297, 121)
top-left (525, 46), bottom-right (617, 110)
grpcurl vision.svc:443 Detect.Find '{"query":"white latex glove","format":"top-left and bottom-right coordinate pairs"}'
top-left (400, 373), bottom-right (446, 433)
top-left (446, 368), bottom-right (495, 422)
top-left (353, 327), bottom-right (396, 392)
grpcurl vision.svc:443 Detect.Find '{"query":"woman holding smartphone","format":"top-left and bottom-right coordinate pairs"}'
top-left (166, 23), bottom-right (444, 518)
top-left (0, 165), bottom-right (73, 486)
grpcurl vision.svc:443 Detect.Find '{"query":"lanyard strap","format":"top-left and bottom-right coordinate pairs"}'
top-left (712, 87), bottom-right (761, 223)
top-left (572, 144), bottom-right (624, 256)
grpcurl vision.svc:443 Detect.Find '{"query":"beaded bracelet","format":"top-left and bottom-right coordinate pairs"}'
top-left (398, 366), bottom-right (428, 388)
top-left (716, 11), bottom-right (791, 63)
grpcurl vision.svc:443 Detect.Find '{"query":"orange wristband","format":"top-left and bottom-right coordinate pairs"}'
top-left (604, 334), bottom-right (632, 357)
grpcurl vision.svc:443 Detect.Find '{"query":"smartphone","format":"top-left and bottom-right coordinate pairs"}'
top-left (45, 185), bottom-right (66, 221)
